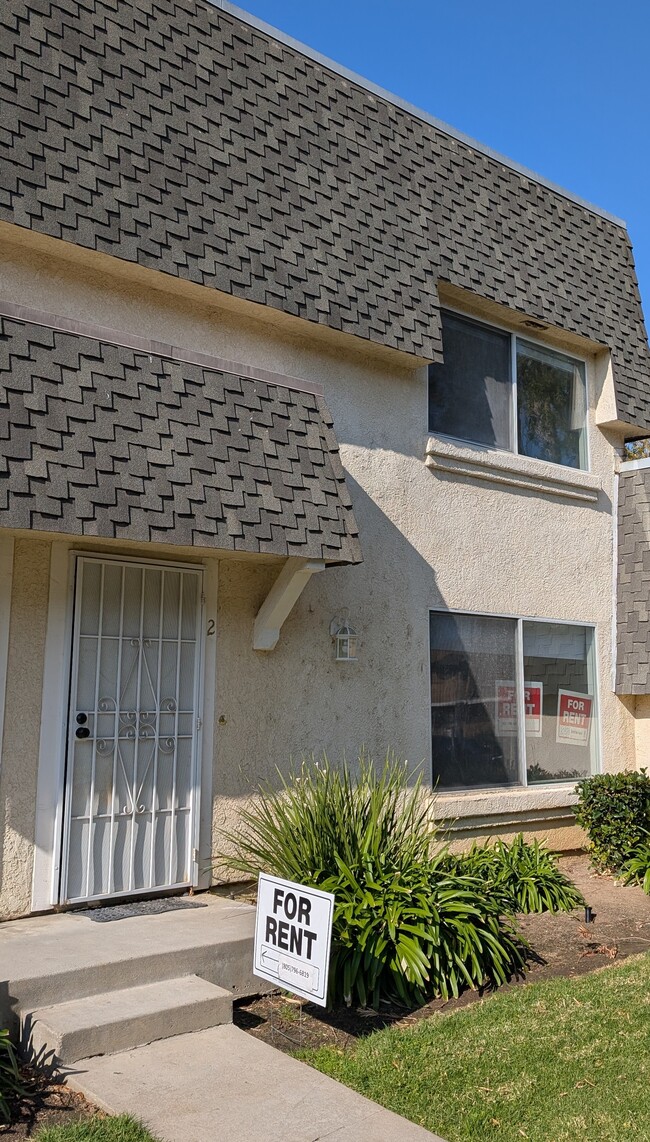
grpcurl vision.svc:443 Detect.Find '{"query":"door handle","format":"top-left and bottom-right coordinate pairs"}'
top-left (75, 726), bottom-right (90, 739)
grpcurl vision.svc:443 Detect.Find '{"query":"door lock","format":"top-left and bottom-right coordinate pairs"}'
top-left (75, 726), bottom-right (90, 739)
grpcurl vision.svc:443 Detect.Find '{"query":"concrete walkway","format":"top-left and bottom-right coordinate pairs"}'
top-left (1, 899), bottom-right (446, 1140)
top-left (69, 1023), bottom-right (445, 1141)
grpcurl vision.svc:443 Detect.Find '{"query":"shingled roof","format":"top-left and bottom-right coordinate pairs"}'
top-left (0, 313), bottom-right (362, 562)
top-left (1, 0), bottom-right (649, 426)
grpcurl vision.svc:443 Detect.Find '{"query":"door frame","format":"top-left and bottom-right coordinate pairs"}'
top-left (31, 546), bottom-right (217, 912)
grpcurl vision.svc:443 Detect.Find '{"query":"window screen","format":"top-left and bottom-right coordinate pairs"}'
top-left (430, 612), bottom-right (520, 790)
top-left (517, 341), bottom-right (587, 469)
top-left (428, 312), bottom-right (512, 448)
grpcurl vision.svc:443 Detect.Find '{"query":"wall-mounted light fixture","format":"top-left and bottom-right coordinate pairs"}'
top-left (330, 612), bottom-right (358, 662)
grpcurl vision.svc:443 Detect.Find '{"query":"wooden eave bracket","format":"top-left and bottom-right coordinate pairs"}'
top-left (253, 558), bottom-right (326, 651)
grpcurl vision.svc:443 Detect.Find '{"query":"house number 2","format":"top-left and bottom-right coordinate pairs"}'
top-left (206, 619), bottom-right (216, 636)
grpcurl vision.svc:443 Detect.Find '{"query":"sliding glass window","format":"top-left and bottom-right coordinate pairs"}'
top-left (430, 611), bottom-right (598, 791)
top-left (428, 311), bottom-right (588, 471)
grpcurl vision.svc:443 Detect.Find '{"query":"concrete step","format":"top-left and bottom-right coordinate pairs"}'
top-left (0, 896), bottom-right (259, 1027)
top-left (23, 975), bottom-right (233, 1065)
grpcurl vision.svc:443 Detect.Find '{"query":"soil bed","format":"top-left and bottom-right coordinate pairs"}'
top-left (233, 854), bottom-right (650, 1054)
top-left (2, 1064), bottom-right (97, 1138)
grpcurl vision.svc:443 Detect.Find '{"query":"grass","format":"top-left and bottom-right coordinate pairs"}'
top-left (299, 952), bottom-right (650, 1142)
top-left (34, 1116), bottom-right (159, 1141)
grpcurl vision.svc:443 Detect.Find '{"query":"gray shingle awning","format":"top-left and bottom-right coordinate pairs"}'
top-left (0, 315), bottom-right (362, 564)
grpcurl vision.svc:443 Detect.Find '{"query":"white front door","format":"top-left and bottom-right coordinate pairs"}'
top-left (61, 557), bottom-right (203, 904)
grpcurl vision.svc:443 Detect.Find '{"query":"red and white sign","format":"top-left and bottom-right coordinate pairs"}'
top-left (496, 682), bottom-right (543, 737)
top-left (556, 690), bottom-right (593, 746)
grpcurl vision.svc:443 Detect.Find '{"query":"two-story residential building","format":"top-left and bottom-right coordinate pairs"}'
top-left (1, 0), bottom-right (649, 919)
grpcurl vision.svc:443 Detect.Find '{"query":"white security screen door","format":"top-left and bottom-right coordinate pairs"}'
top-left (61, 557), bottom-right (203, 904)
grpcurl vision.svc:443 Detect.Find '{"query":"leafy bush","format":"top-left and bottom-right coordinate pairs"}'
top-left (0, 1028), bottom-right (26, 1125)
top-left (330, 857), bottom-right (526, 1008)
top-left (440, 835), bottom-right (584, 915)
top-left (573, 770), bottom-right (650, 872)
top-left (620, 843), bottom-right (650, 894)
top-left (219, 755), bottom-right (528, 1008)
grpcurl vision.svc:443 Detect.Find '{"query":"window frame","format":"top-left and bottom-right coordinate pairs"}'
top-left (429, 606), bottom-right (601, 793)
top-left (429, 307), bottom-right (591, 473)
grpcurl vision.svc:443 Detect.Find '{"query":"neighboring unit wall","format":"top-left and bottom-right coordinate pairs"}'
top-left (617, 464), bottom-right (650, 694)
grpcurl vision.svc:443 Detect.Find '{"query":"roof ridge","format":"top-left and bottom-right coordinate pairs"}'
top-left (207, 0), bottom-right (626, 230)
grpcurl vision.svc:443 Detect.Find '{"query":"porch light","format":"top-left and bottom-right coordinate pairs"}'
top-left (331, 614), bottom-right (358, 662)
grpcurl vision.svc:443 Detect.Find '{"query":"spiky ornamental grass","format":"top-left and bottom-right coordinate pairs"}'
top-left (0, 1029), bottom-right (26, 1125)
top-left (440, 834), bottom-right (585, 916)
top-left (218, 755), bottom-right (529, 1009)
top-left (621, 842), bottom-right (650, 894)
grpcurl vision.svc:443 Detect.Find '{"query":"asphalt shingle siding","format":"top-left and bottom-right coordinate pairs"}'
top-left (617, 469), bottom-right (650, 693)
top-left (1, 0), bottom-right (649, 425)
top-left (0, 316), bottom-right (362, 562)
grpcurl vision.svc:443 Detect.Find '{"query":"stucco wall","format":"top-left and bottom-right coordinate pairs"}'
top-left (0, 230), bottom-right (641, 913)
top-left (0, 539), bottom-right (50, 918)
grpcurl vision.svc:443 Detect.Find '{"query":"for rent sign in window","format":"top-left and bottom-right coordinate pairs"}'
top-left (496, 681), bottom-right (543, 737)
top-left (556, 690), bottom-right (593, 746)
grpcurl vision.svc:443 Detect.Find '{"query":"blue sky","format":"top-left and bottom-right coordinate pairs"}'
top-left (235, 0), bottom-right (650, 330)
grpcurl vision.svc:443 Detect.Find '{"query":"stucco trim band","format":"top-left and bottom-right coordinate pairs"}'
top-left (425, 435), bottom-right (602, 503)
top-left (437, 785), bottom-right (580, 838)
top-left (0, 535), bottom-right (14, 775)
top-left (0, 299), bottom-right (324, 399)
top-left (436, 785), bottom-right (579, 820)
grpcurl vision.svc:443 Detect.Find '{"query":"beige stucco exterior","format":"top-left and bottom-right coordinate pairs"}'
top-left (0, 539), bottom-right (51, 916)
top-left (0, 224), bottom-right (644, 918)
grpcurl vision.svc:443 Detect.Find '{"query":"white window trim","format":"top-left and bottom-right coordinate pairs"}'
top-left (428, 606), bottom-right (601, 796)
top-left (429, 306), bottom-right (592, 474)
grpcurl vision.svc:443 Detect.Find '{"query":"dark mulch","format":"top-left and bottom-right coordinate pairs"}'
top-left (2, 1064), bottom-right (97, 1138)
top-left (233, 854), bottom-right (650, 1054)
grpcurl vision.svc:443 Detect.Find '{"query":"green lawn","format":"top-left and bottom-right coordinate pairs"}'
top-left (300, 953), bottom-right (650, 1142)
top-left (34, 1116), bottom-right (158, 1142)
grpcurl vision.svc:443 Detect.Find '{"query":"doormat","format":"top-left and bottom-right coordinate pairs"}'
top-left (78, 898), bottom-right (209, 922)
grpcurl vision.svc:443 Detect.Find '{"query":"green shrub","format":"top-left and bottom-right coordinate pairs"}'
top-left (0, 1028), bottom-right (26, 1125)
top-left (573, 770), bottom-right (650, 872)
top-left (620, 843), bottom-right (650, 894)
top-left (329, 855), bottom-right (526, 1008)
top-left (440, 835), bottom-right (584, 915)
top-left (219, 755), bottom-right (528, 1008)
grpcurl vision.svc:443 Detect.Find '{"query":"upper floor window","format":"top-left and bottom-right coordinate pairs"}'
top-left (428, 311), bottom-right (588, 470)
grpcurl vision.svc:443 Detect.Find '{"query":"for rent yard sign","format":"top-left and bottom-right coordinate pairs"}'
top-left (253, 873), bottom-right (334, 1006)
